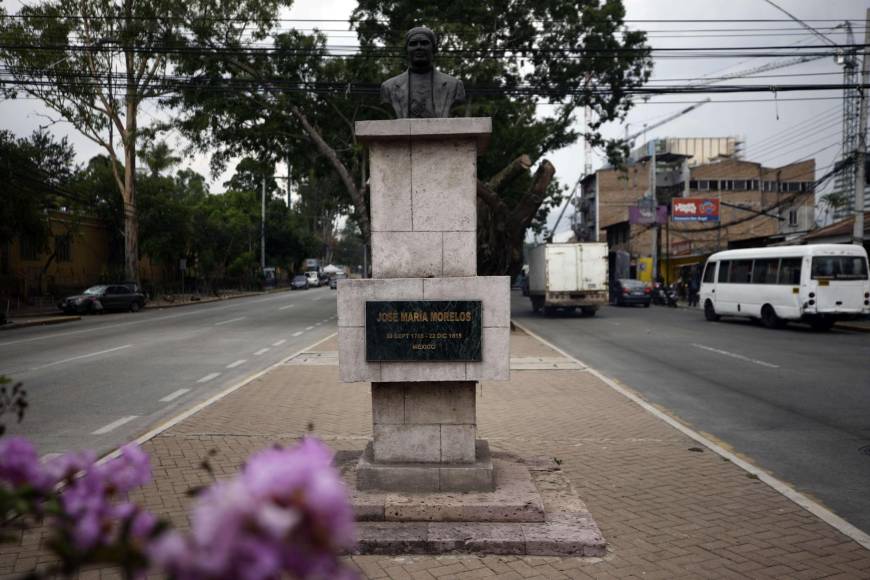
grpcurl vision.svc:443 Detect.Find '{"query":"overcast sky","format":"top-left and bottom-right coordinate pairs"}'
top-left (1, 0), bottom-right (867, 239)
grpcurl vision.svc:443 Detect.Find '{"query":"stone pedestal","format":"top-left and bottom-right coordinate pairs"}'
top-left (338, 118), bottom-right (509, 492)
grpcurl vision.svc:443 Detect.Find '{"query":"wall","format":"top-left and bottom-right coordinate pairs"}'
top-left (2, 211), bottom-right (166, 297)
top-left (596, 158), bottom-right (816, 274)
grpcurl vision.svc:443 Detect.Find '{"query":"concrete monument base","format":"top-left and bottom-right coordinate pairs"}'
top-left (356, 440), bottom-right (495, 492)
top-left (337, 451), bottom-right (607, 556)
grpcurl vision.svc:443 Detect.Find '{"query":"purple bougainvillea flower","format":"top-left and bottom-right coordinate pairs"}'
top-left (0, 436), bottom-right (48, 490)
top-left (71, 510), bottom-right (102, 550)
top-left (103, 444), bottom-right (151, 495)
top-left (43, 450), bottom-right (97, 487)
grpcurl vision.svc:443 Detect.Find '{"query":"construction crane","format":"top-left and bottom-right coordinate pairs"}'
top-left (562, 6), bottom-right (854, 240)
top-left (762, 0), bottom-right (859, 218)
top-left (624, 98), bottom-right (712, 149)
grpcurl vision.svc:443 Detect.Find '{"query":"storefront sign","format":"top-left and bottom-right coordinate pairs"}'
top-left (672, 198), bottom-right (720, 222)
top-left (629, 205), bottom-right (668, 225)
top-left (366, 301), bottom-right (482, 362)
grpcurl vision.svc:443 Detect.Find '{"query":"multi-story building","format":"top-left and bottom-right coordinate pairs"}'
top-left (573, 138), bottom-right (815, 282)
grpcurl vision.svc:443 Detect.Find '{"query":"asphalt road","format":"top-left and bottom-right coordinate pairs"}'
top-left (511, 291), bottom-right (870, 535)
top-left (0, 287), bottom-right (338, 458)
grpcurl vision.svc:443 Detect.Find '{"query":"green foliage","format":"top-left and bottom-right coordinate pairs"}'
top-left (0, 130), bottom-right (78, 247)
top-left (352, 0), bottom-right (652, 185)
top-left (0, 376), bottom-right (27, 436)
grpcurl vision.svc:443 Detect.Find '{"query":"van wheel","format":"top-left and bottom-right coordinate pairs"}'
top-left (704, 300), bottom-right (719, 321)
top-left (761, 305), bottom-right (784, 329)
top-left (531, 296), bottom-right (544, 313)
top-left (581, 307), bottom-right (597, 317)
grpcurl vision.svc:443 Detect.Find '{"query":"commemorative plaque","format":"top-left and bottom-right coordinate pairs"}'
top-left (366, 300), bottom-right (482, 362)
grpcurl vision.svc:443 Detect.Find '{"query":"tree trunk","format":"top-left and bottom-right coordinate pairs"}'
top-left (477, 159), bottom-right (556, 279)
top-left (123, 35), bottom-right (139, 284)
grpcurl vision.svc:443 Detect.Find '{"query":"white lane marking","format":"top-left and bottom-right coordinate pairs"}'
top-left (315, 322), bottom-right (322, 326)
top-left (272, 339), bottom-right (286, 347)
top-left (197, 372), bottom-right (221, 383)
top-left (214, 317), bottom-right (246, 326)
top-left (511, 319), bottom-right (870, 552)
top-left (690, 343), bottom-right (780, 369)
top-left (305, 326), bottom-right (314, 331)
top-left (159, 389), bottom-right (190, 402)
top-left (226, 359), bottom-right (247, 369)
top-left (92, 415), bottom-right (138, 435)
top-left (322, 319), bottom-right (330, 323)
top-left (253, 347), bottom-right (270, 356)
top-left (279, 304), bottom-right (295, 311)
top-left (31, 344), bottom-right (133, 371)
top-left (292, 331), bottom-right (304, 337)
top-left (98, 332), bottom-right (337, 471)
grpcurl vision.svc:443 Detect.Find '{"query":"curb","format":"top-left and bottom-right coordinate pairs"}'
top-left (510, 319), bottom-right (870, 552)
top-left (145, 288), bottom-right (291, 311)
top-left (0, 316), bottom-right (81, 331)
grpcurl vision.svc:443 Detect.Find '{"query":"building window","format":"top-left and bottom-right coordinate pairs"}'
top-left (55, 235), bottom-right (71, 262)
top-left (19, 236), bottom-right (39, 261)
top-left (788, 209), bottom-right (798, 227)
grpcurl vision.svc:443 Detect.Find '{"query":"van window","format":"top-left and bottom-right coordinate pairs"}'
top-left (702, 262), bottom-right (716, 284)
top-left (752, 259), bottom-right (779, 284)
top-left (778, 258), bottom-right (802, 285)
top-left (718, 261), bottom-right (730, 283)
top-left (811, 256), bottom-right (869, 280)
top-left (729, 260), bottom-right (753, 283)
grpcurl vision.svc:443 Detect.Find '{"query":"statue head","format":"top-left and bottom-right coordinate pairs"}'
top-left (405, 26), bottom-right (436, 72)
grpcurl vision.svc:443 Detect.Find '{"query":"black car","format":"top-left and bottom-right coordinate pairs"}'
top-left (290, 275), bottom-right (309, 290)
top-left (611, 279), bottom-right (652, 307)
top-left (58, 284), bottom-right (146, 314)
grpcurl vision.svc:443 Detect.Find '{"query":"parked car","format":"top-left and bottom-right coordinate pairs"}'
top-left (329, 272), bottom-right (347, 290)
top-left (290, 275), bottom-right (309, 290)
top-left (611, 279), bottom-right (651, 307)
top-left (58, 284), bottom-right (146, 314)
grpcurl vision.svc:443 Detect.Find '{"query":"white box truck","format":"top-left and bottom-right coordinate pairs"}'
top-left (527, 243), bottom-right (609, 315)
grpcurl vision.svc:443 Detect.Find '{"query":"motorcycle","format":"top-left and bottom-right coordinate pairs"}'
top-left (651, 282), bottom-right (679, 307)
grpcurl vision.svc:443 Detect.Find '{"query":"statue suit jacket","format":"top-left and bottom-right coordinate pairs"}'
top-left (380, 69), bottom-right (466, 118)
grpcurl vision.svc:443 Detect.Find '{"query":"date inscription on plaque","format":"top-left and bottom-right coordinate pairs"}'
top-left (366, 300), bottom-right (482, 362)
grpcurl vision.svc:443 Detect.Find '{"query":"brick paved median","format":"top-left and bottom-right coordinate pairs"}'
top-left (1, 329), bottom-right (869, 579)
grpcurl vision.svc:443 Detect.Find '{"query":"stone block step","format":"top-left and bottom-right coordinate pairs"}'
top-left (353, 513), bottom-right (606, 557)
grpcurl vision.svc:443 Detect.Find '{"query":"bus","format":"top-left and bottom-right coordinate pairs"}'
top-left (699, 244), bottom-right (869, 330)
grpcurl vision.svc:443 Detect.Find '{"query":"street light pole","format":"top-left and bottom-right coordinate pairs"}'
top-left (261, 177), bottom-right (266, 272)
top-left (853, 8), bottom-right (869, 245)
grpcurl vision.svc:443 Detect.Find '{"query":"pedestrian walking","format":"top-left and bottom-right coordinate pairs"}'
top-left (688, 272), bottom-right (700, 307)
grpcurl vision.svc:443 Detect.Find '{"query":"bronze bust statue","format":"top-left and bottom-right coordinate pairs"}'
top-left (380, 26), bottom-right (466, 118)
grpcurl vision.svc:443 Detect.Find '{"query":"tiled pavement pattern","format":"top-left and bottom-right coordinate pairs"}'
top-left (2, 330), bottom-right (870, 578)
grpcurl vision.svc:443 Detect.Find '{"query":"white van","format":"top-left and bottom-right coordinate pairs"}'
top-left (699, 244), bottom-right (870, 330)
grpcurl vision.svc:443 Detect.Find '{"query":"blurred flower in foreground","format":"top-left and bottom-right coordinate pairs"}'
top-left (151, 437), bottom-right (357, 580)
top-left (0, 435), bottom-right (357, 579)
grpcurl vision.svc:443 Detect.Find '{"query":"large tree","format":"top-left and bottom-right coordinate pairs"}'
top-left (0, 0), bottom-right (288, 282)
top-left (167, 0), bottom-right (650, 276)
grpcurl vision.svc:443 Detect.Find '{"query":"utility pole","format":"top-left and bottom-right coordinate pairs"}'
top-left (261, 177), bottom-right (266, 272)
top-left (853, 8), bottom-right (869, 246)
top-left (649, 140), bottom-right (658, 282)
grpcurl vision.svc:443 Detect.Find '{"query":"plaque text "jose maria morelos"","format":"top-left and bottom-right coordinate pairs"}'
top-left (365, 300), bottom-right (482, 362)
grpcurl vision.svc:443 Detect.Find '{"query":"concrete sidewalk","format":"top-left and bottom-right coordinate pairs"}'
top-left (2, 327), bottom-right (870, 578)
